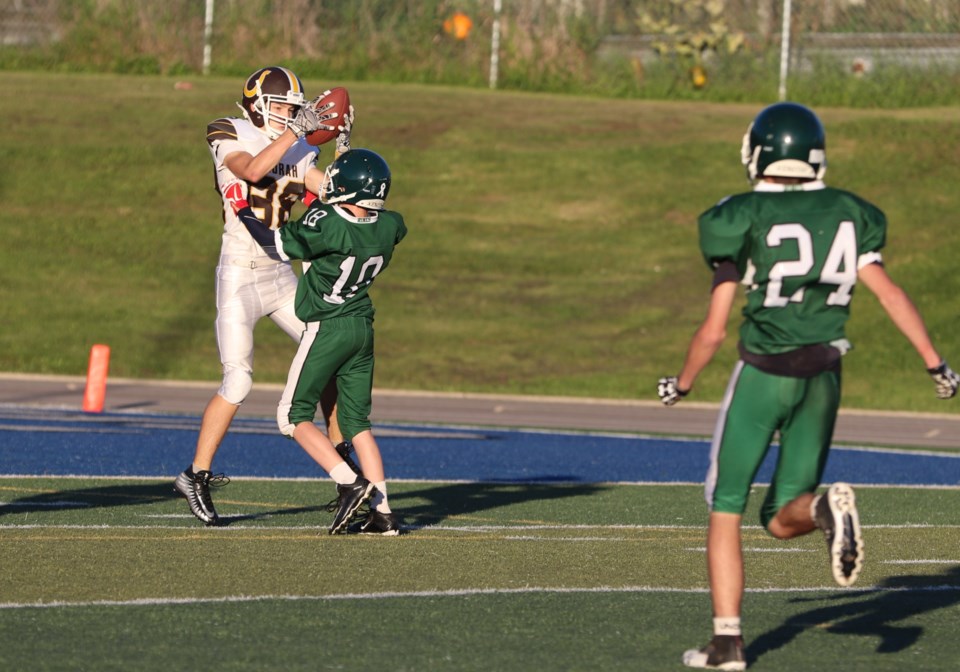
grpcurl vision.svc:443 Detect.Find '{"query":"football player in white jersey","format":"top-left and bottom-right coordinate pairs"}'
top-left (174, 65), bottom-right (355, 526)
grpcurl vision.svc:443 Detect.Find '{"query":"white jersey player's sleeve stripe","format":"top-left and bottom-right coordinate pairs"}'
top-left (274, 229), bottom-right (291, 262)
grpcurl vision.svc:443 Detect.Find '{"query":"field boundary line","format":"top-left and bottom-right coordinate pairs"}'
top-left (4, 584), bottom-right (960, 611)
top-left (5, 522), bottom-right (960, 531)
top-left (1, 474), bottom-right (959, 489)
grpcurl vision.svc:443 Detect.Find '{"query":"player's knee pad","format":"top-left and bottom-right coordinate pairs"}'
top-left (277, 401), bottom-right (296, 438)
top-left (218, 367), bottom-right (253, 405)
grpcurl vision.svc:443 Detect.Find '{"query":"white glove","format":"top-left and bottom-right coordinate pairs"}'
top-left (657, 376), bottom-right (689, 406)
top-left (928, 361), bottom-right (960, 399)
top-left (335, 104), bottom-right (354, 157)
top-left (288, 98), bottom-right (338, 139)
top-left (286, 103), bottom-right (322, 138)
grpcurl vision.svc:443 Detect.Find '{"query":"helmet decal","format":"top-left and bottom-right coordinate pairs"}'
top-left (238, 66), bottom-right (305, 140)
top-left (321, 149), bottom-right (392, 211)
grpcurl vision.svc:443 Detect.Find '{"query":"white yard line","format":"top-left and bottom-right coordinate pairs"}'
top-left (3, 583), bottom-right (960, 611)
top-left (4, 521), bottom-right (960, 531)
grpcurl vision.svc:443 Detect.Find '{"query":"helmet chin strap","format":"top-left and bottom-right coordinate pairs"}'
top-left (259, 123), bottom-right (283, 140)
top-left (236, 101), bottom-right (282, 140)
top-left (242, 96), bottom-right (297, 140)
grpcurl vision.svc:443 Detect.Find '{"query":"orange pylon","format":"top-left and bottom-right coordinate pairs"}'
top-left (82, 344), bottom-right (111, 413)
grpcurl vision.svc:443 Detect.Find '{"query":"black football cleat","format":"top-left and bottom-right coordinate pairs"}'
top-left (174, 468), bottom-right (229, 526)
top-left (813, 482), bottom-right (864, 587)
top-left (329, 477), bottom-right (375, 534)
top-left (354, 509), bottom-right (403, 536)
top-left (682, 635), bottom-right (746, 670)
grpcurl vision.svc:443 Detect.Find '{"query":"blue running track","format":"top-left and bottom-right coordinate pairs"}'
top-left (0, 407), bottom-right (958, 486)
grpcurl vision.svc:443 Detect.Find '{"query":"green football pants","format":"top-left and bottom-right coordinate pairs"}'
top-left (277, 316), bottom-right (375, 441)
top-left (706, 360), bottom-right (841, 528)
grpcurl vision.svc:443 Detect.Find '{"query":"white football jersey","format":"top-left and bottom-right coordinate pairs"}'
top-left (206, 117), bottom-right (319, 259)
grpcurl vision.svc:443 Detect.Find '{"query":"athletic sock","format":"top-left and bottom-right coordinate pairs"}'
top-left (713, 617), bottom-right (741, 637)
top-left (370, 481), bottom-right (391, 513)
top-left (330, 461), bottom-right (358, 485)
top-left (810, 494), bottom-right (823, 527)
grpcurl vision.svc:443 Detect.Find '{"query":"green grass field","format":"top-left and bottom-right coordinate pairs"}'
top-left (2, 72), bottom-right (960, 413)
top-left (2, 477), bottom-right (959, 671)
top-left (3, 68), bottom-right (959, 669)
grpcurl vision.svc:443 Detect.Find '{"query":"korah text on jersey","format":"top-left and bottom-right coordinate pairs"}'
top-left (271, 162), bottom-right (300, 178)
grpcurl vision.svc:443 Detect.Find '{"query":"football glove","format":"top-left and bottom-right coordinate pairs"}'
top-left (927, 361), bottom-right (960, 399)
top-left (657, 376), bottom-right (689, 406)
top-left (335, 104), bottom-right (355, 157)
top-left (287, 100), bottom-right (336, 139)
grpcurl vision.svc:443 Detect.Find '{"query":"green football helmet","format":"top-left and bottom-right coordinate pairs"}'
top-left (741, 102), bottom-right (826, 182)
top-left (321, 149), bottom-right (391, 210)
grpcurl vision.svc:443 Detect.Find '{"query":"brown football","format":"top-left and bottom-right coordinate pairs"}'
top-left (305, 87), bottom-right (350, 146)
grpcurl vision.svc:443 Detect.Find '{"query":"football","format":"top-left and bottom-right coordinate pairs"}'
top-left (304, 87), bottom-right (350, 146)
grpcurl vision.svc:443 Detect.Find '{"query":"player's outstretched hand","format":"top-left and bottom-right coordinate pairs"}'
top-left (311, 94), bottom-right (340, 131)
top-left (928, 361), bottom-right (960, 399)
top-left (657, 376), bottom-right (689, 406)
top-left (288, 101), bottom-right (332, 138)
top-left (335, 104), bottom-right (355, 157)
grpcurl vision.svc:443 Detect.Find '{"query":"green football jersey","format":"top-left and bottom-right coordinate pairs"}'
top-left (278, 203), bottom-right (407, 322)
top-left (698, 182), bottom-right (886, 355)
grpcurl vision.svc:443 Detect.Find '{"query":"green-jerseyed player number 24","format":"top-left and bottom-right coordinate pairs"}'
top-left (762, 221), bottom-right (857, 308)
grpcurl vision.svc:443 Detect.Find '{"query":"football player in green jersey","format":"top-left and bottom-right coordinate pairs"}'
top-left (657, 102), bottom-right (959, 671)
top-left (240, 148), bottom-right (407, 536)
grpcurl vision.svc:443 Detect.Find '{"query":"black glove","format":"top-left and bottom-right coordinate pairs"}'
top-left (928, 361), bottom-right (960, 399)
top-left (657, 376), bottom-right (689, 406)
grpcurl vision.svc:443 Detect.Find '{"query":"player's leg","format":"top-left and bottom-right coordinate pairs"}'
top-left (271, 296), bottom-right (350, 469)
top-left (686, 363), bottom-right (780, 670)
top-left (765, 368), bottom-right (861, 585)
top-left (765, 492), bottom-right (817, 539)
top-left (335, 327), bottom-right (380, 481)
top-left (351, 430), bottom-right (385, 483)
top-left (798, 371), bottom-right (864, 586)
top-left (277, 320), bottom-right (373, 534)
top-left (175, 264), bottom-right (258, 525)
top-left (269, 288), bottom-right (357, 474)
top-left (333, 321), bottom-right (400, 535)
top-left (684, 510), bottom-right (748, 671)
top-left (760, 371), bottom-right (834, 540)
top-left (174, 400), bottom-right (234, 525)
top-left (268, 276), bottom-right (345, 445)
top-left (707, 511), bottom-right (744, 617)
top-left (320, 377), bottom-right (357, 469)
top-left (193, 394), bottom-right (240, 472)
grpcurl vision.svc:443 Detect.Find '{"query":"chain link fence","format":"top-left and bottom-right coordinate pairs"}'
top-left (2, 0), bottom-right (958, 105)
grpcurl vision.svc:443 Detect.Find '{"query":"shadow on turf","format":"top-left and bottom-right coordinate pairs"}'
top-left (198, 481), bottom-right (609, 528)
top-left (0, 481), bottom-right (321, 526)
top-left (0, 480), bottom-right (606, 528)
top-left (747, 566), bottom-right (960, 665)
top-left (387, 480), bottom-right (609, 528)
top-left (150, 480), bottom-right (607, 528)
top-left (0, 482), bottom-right (175, 515)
